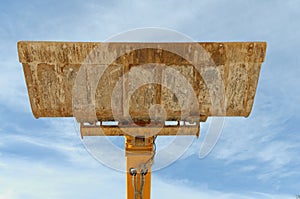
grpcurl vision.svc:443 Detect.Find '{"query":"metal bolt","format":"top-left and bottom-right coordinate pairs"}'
top-left (129, 168), bottom-right (137, 176)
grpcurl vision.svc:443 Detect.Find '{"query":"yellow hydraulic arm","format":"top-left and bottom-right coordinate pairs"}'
top-left (125, 136), bottom-right (155, 199)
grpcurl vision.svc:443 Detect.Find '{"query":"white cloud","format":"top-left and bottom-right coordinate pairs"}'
top-left (0, 118), bottom-right (102, 168)
top-left (0, 189), bottom-right (14, 199)
top-left (153, 181), bottom-right (295, 199)
top-left (0, 157), bottom-right (296, 199)
top-left (0, 61), bottom-right (30, 113)
top-left (0, 158), bottom-right (123, 199)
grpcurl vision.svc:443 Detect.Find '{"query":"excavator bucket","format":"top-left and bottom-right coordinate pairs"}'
top-left (18, 41), bottom-right (267, 199)
top-left (18, 41), bottom-right (266, 123)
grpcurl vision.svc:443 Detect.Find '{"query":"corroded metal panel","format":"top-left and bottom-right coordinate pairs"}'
top-left (18, 42), bottom-right (267, 122)
top-left (80, 123), bottom-right (200, 137)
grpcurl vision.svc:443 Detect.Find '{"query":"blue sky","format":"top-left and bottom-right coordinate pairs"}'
top-left (0, 0), bottom-right (300, 198)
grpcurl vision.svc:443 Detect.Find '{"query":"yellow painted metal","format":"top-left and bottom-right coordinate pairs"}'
top-left (125, 136), bottom-right (154, 199)
top-left (80, 122), bottom-right (200, 137)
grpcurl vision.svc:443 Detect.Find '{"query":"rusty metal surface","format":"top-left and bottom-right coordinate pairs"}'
top-left (80, 122), bottom-right (200, 137)
top-left (18, 41), bottom-right (267, 122)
